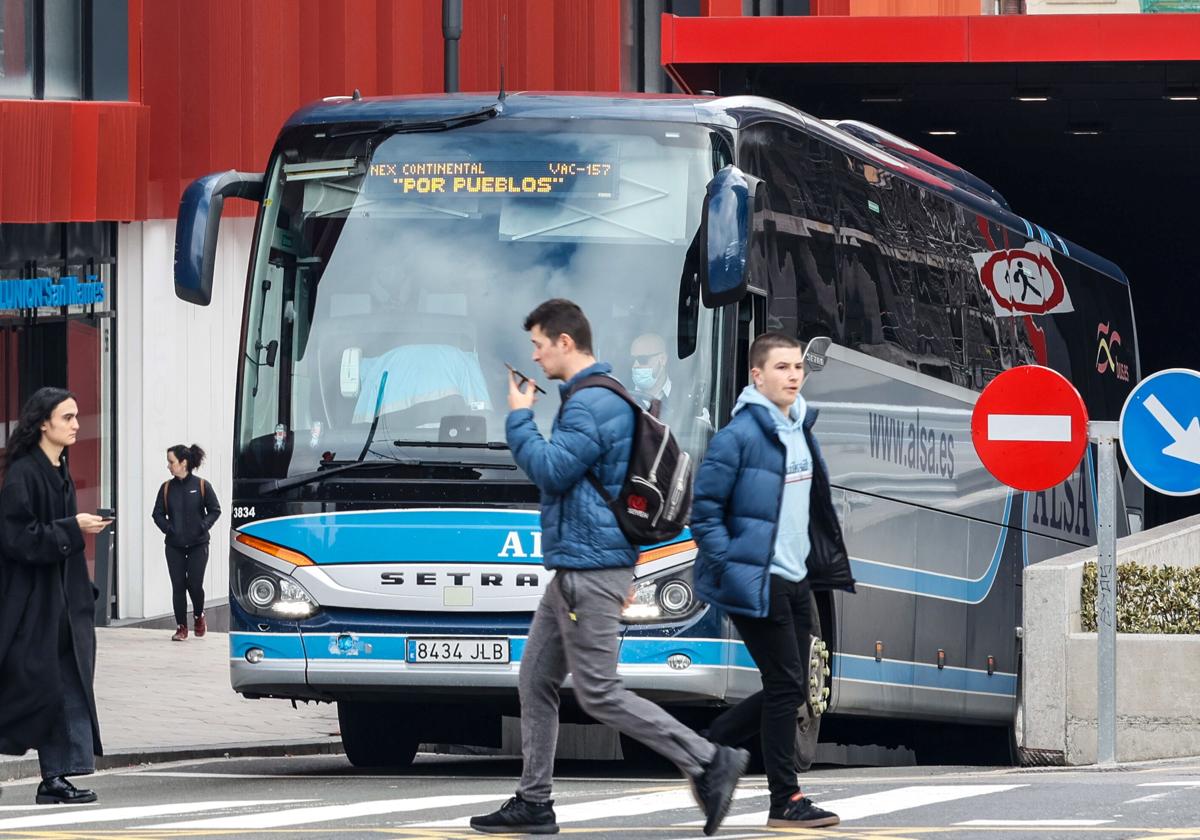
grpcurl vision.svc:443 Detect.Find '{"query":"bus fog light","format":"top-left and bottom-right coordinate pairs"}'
top-left (667, 654), bottom-right (692, 670)
top-left (245, 647), bottom-right (265, 664)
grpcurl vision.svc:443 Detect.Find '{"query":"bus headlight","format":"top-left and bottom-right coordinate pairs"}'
top-left (621, 564), bottom-right (702, 624)
top-left (233, 555), bottom-right (320, 619)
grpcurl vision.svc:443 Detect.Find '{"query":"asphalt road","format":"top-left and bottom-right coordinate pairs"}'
top-left (1, 753), bottom-right (1198, 839)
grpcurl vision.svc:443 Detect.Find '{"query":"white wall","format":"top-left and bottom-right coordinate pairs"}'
top-left (1026, 0), bottom-right (1141, 13)
top-left (116, 217), bottom-right (253, 619)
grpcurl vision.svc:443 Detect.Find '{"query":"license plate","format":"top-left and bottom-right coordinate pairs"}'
top-left (405, 637), bottom-right (510, 664)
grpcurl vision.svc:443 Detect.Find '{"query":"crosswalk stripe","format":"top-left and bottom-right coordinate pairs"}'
top-left (149, 794), bottom-right (502, 829)
top-left (694, 784), bottom-right (1024, 827)
top-left (958, 820), bottom-right (1112, 827)
top-left (1139, 782), bottom-right (1200, 787)
top-left (0, 799), bottom-right (311, 830)
top-left (410, 787), bottom-right (768, 828)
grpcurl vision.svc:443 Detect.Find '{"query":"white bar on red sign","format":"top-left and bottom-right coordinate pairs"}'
top-left (987, 414), bottom-right (1072, 442)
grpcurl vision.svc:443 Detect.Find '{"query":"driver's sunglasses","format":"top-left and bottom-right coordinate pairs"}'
top-left (632, 354), bottom-right (663, 365)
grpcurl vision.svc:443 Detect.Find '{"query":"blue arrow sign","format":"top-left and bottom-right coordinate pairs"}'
top-left (1119, 368), bottom-right (1200, 497)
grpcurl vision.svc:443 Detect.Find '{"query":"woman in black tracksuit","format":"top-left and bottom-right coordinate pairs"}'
top-left (151, 444), bottom-right (220, 641)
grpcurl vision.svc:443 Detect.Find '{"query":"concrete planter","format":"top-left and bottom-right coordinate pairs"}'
top-left (1023, 513), bottom-right (1200, 765)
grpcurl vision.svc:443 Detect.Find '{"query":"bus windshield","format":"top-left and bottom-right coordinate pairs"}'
top-left (237, 118), bottom-right (726, 480)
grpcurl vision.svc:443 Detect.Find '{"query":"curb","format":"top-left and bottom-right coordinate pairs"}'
top-left (1, 737), bottom-right (344, 782)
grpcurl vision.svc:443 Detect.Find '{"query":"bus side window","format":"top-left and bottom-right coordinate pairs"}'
top-left (737, 122), bottom-right (839, 344)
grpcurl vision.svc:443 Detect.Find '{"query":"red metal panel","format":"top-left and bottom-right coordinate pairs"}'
top-left (701, 0), bottom-right (743, 14)
top-left (0, 102), bottom-right (148, 223)
top-left (662, 11), bottom-right (1200, 77)
top-left (968, 13), bottom-right (1200, 63)
top-left (663, 14), bottom-right (969, 67)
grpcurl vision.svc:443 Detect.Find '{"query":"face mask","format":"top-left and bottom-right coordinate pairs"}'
top-left (631, 366), bottom-right (656, 391)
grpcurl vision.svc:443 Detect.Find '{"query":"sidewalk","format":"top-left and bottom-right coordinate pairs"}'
top-left (1, 627), bottom-right (342, 780)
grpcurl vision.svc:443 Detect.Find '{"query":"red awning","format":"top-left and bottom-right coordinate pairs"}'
top-left (662, 13), bottom-right (1200, 92)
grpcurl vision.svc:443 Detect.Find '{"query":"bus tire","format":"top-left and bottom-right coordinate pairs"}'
top-left (796, 589), bottom-right (830, 772)
top-left (338, 701), bottom-right (420, 769)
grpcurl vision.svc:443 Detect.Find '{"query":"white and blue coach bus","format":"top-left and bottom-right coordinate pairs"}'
top-left (174, 92), bottom-right (1139, 768)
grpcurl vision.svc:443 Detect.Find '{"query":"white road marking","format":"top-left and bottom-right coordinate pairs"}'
top-left (1139, 781), bottom-right (1200, 787)
top-left (0, 799), bottom-right (310, 830)
top-left (1124, 793), bottom-right (1173, 804)
top-left (150, 794), bottom-right (500, 829)
top-left (411, 787), bottom-right (768, 828)
top-left (702, 784), bottom-right (1024, 827)
top-left (957, 820), bottom-right (1113, 827)
top-left (988, 414), bottom-right (1072, 442)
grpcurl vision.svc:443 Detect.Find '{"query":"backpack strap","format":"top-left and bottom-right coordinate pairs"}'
top-left (558, 375), bottom-right (640, 505)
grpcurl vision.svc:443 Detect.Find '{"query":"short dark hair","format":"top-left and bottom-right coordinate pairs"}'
top-left (523, 299), bottom-right (593, 354)
top-left (750, 331), bottom-right (803, 370)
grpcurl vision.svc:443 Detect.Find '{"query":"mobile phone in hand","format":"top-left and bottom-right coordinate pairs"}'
top-left (505, 363), bottom-right (547, 394)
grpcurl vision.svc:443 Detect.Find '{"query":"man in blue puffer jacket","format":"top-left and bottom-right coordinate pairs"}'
top-left (692, 331), bottom-right (855, 830)
top-left (471, 299), bottom-right (747, 837)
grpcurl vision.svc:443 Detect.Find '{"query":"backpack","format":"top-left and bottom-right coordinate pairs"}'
top-left (162, 478), bottom-right (206, 510)
top-left (561, 375), bottom-right (693, 545)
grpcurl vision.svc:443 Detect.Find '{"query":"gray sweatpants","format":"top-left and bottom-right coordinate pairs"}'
top-left (517, 566), bottom-right (717, 802)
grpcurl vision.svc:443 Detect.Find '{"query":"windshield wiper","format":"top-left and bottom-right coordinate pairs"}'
top-left (258, 455), bottom-right (517, 495)
top-left (258, 459), bottom-right (416, 495)
top-left (392, 439), bottom-right (510, 450)
top-left (326, 104), bottom-right (500, 140)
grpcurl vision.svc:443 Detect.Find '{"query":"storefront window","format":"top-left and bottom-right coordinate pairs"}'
top-left (0, 223), bottom-right (116, 581)
top-left (0, 0), bottom-right (34, 98)
top-left (42, 0), bottom-right (81, 99)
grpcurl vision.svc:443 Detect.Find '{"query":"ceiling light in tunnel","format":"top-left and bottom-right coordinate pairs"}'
top-left (861, 89), bottom-right (903, 103)
top-left (1066, 123), bottom-right (1105, 136)
top-left (1014, 88), bottom-right (1051, 102)
top-left (926, 130), bottom-right (958, 136)
top-left (1165, 84), bottom-right (1199, 101)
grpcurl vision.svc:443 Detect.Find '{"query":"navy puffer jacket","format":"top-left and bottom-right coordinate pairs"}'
top-left (506, 362), bottom-right (636, 570)
top-left (691, 400), bottom-right (855, 618)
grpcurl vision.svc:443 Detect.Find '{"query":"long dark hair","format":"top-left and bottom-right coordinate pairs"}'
top-left (167, 443), bottom-right (206, 474)
top-left (7, 387), bottom-right (77, 467)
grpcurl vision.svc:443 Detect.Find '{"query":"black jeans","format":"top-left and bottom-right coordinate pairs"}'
top-left (165, 543), bottom-right (209, 626)
top-left (37, 645), bottom-right (96, 780)
top-left (708, 575), bottom-right (813, 811)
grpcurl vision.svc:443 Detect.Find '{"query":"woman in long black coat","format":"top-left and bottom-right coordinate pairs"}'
top-left (0, 387), bottom-right (111, 804)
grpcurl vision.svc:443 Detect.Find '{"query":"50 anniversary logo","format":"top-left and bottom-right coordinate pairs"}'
top-left (1096, 322), bottom-right (1130, 382)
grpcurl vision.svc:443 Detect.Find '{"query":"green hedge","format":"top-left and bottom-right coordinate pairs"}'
top-left (1080, 562), bottom-right (1200, 634)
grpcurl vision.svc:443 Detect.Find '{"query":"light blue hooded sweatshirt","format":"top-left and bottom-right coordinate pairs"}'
top-left (732, 385), bottom-right (814, 582)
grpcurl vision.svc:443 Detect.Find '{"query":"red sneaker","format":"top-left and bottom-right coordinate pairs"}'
top-left (171, 624), bottom-right (188, 641)
top-left (194, 614), bottom-right (207, 637)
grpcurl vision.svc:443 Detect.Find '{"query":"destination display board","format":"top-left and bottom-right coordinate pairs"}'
top-left (367, 159), bottom-right (618, 198)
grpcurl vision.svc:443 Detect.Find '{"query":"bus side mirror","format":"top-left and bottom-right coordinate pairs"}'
top-left (803, 336), bottom-right (832, 374)
top-left (174, 171), bottom-right (265, 306)
top-left (699, 165), bottom-right (762, 308)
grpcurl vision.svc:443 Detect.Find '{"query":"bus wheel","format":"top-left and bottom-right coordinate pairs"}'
top-left (796, 636), bottom-right (830, 771)
top-left (338, 701), bottom-right (420, 769)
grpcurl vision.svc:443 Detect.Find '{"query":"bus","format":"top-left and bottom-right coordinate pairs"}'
top-left (174, 92), bottom-right (1139, 768)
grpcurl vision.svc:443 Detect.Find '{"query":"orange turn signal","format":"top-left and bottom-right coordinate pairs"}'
top-left (235, 532), bottom-right (314, 567)
top-left (637, 539), bottom-right (697, 566)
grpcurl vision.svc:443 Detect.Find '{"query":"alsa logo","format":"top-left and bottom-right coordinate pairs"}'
top-left (626, 495), bottom-right (650, 519)
top-left (971, 241), bottom-right (1074, 317)
top-left (496, 530), bottom-right (543, 559)
top-left (1095, 322), bottom-right (1130, 382)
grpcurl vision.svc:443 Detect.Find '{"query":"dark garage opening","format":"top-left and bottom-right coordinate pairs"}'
top-left (714, 60), bottom-right (1200, 527)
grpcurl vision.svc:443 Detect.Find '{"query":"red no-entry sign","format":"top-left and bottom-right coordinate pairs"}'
top-left (971, 366), bottom-right (1089, 491)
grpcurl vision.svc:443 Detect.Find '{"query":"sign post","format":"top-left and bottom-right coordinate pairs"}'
top-left (1089, 421), bottom-right (1119, 766)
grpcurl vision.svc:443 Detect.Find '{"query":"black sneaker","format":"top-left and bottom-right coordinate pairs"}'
top-left (691, 745), bottom-right (750, 836)
top-left (469, 795), bottom-right (559, 834)
top-left (767, 794), bottom-right (840, 828)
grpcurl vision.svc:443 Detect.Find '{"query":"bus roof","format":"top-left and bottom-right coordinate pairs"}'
top-left (283, 92), bottom-right (1128, 286)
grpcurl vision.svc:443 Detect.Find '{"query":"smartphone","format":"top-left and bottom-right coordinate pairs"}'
top-left (505, 363), bottom-right (547, 394)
